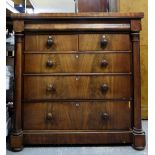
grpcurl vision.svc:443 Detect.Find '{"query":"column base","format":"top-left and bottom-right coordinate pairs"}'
top-left (10, 130), bottom-right (23, 152)
top-left (132, 128), bottom-right (146, 150)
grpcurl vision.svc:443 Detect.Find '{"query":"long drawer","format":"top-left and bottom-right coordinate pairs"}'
top-left (23, 76), bottom-right (132, 100)
top-left (24, 53), bottom-right (131, 73)
top-left (23, 102), bottom-right (132, 130)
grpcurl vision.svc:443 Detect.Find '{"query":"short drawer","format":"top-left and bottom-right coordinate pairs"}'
top-left (24, 53), bottom-right (131, 73)
top-left (23, 76), bottom-right (132, 100)
top-left (79, 34), bottom-right (131, 51)
top-left (25, 34), bottom-right (78, 51)
top-left (23, 102), bottom-right (132, 130)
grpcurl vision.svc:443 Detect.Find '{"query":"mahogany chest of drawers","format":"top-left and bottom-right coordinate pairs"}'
top-left (10, 13), bottom-right (145, 151)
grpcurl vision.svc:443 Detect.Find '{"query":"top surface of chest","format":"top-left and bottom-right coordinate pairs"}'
top-left (11, 12), bottom-right (144, 33)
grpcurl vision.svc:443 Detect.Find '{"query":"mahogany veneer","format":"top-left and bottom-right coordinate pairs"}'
top-left (24, 53), bottom-right (131, 73)
top-left (10, 13), bottom-right (145, 151)
top-left (23, 76), bottom-right (132, 100)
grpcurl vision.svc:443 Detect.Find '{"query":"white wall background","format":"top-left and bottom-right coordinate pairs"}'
top-left (30, 0), bottom-right (75, 13)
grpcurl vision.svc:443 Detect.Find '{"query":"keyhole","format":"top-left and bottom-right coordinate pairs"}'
top-left (75, 103), bottom-right (80, 107)
top-left (75, 54), bottom-right (79, 59)
top-left (75, 76), bottom-right (80, 81)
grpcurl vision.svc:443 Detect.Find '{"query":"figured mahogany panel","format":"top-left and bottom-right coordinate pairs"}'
top-left (23, 102), bottom-right (131, 130)
top-left (23, 76), bottom-right (132, 100)
top-left (24, 53), bottom-right (131, 73)
top-left (79, 34), bottom-right (131, 51)
top-left (25, 34), bottom-right (78, 51)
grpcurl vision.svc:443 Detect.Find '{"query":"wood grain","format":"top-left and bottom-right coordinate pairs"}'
top-left (25, 34), bottom-right (78, 51)
top-left (13, 33), bottom-right (23, 133)
top-left (131, 33), bottom-right (142, 129)
top-left (25, 34), bottom-right (131, 51)
top-left (11, 12), bottom-right (145, 150)
top-left (24, 53), bottom-right (131, 73)
top-left (79, 34), bottom-right (131, 51)
top-left (23, 131), bottom-right (132, 145)
top-left (11, 12), bottom-right (144, 19)
top-left (23, 76), bottom-right (132, 100)
top-left (23, 102), bottom-right (131, 130)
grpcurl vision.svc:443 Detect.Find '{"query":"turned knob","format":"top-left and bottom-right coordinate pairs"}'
top-left (100, 84), bottom-right (109, 93)
top-left (47, 36), bottom-right (54, 48)
top-left (46, 112), bottom-right (53, 121)
top-left (101, 35), bottom-right (108, 48)
top-left (46, 84), bottom-right (56, 93)
top-left (101, 112), bottom-right (109, 120)
top-left (46, 60), bottom-right (54, 68)
top-left (100, 59), bottom-right (108, 68)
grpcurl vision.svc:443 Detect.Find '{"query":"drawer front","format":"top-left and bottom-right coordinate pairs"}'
top-left (23, 102), bottom-right (132, 130)
top-left (24, 53), bottom-right (131, 73)
top-left (79, 34), bottom-right (131, 51)
top-left (25, 34), bottom-right (78, 51)
top-left (24, 76), bottom-right (132, 100)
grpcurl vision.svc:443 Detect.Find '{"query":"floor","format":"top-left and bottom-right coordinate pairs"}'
top-left (7, 121), bottom-right (148, 155)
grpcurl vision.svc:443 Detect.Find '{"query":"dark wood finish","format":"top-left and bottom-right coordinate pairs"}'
top-left (79, 34), bottom-right (131, 51)
top-left (23, 73), bottom-right (132, 76)
top-left (77, 0), bottom-right (109, 12)
top-left (23, 76), bottom-right (132, 100)
top-left (11, 13), bottom-right (144, 19)
top-left (132, 131), bottom-right (146, 150)
top-left (24, 53), bottom-right (131, 73)
top-left (25, 34), bottom-right (78, 51)
top-left (131, 33), bottom-right (142, 129)
top-left (10, 133), bottom-right (23, 152)
top-left (10, 13), bottom-right (145, 151)
top-left (10, 31), bottom-right (24, 151)
top-left (131, 32), bottom-right (145, 150)
top-left (131, 20), bottom-right (142, 32)
top-left (13, 20), bottom-right (24, 32)
top-left (25, 34), bottom-right (131, 51)
top-left (23, 131), bottom-right (132, 145)
top-left (13, 33), bottom-right (23, 133)
top-left (23, 102), bottom-right (131, 130)
top-left (130, 20), bottom-right (145, 150)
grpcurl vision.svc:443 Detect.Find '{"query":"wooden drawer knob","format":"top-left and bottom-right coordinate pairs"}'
top-left (46, 84), bottom-right (56, 93)
top-left (100, 84), bottom-right (109, 93)
top-left (46, 60), bottom-right (54, 68)
top-left (101, 112), bottom-right (109, 120)
top-left (100, 59), bottom-right (108, 68)
top-left (101, 35), bottom-right (108, 48)
top-left (46, 112), bottom-right (53, 121)
top-left (47, 36), bottom-right (54, 48)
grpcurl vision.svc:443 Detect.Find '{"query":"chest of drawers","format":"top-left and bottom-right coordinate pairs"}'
top-left (10, 13), bottom-right (145, 151)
